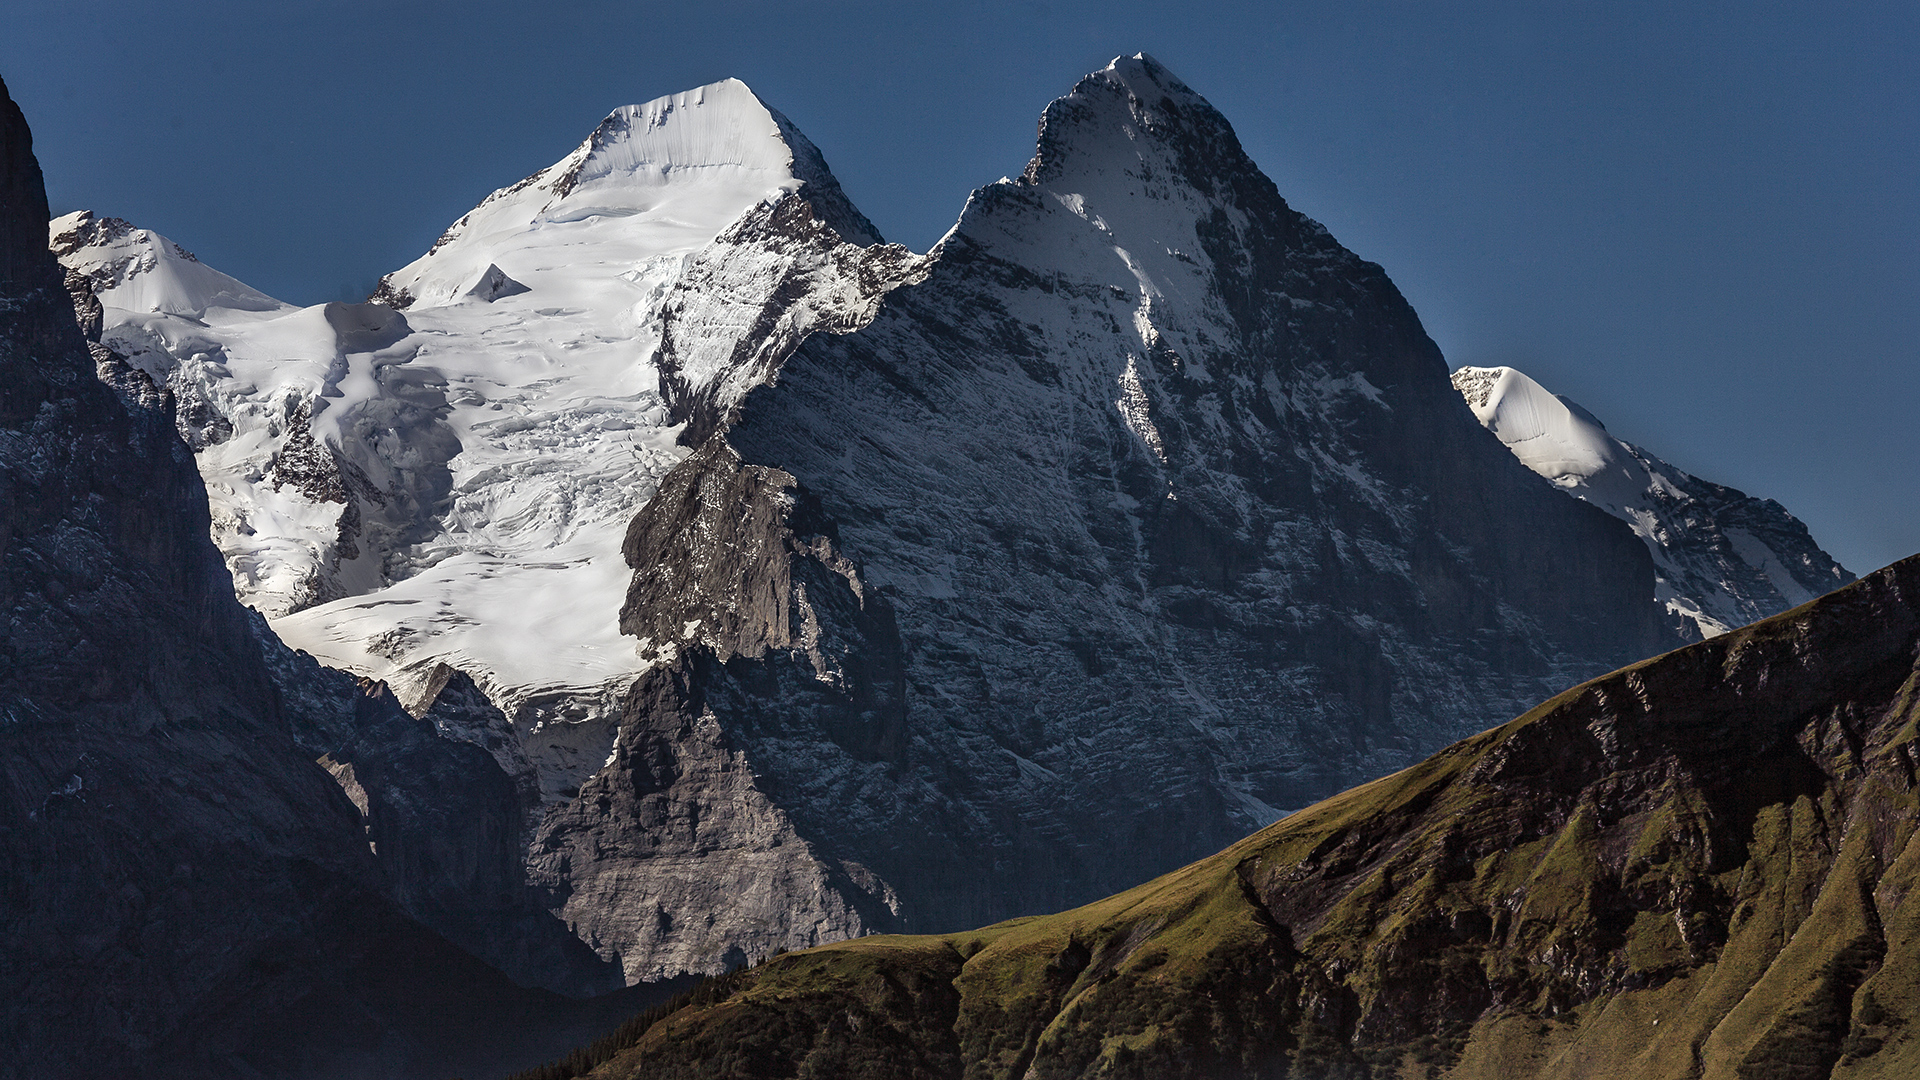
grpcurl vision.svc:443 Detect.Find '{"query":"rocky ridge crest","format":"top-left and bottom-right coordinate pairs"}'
top-left (1453, 363), bottom-right (1853, 638)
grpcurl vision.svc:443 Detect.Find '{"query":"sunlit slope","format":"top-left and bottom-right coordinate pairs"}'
top-left (565, 552), bottom-right (1920, 1080)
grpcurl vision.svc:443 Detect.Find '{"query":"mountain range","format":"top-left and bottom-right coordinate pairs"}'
top-left (0, 52), bottom-right (1867, 1078)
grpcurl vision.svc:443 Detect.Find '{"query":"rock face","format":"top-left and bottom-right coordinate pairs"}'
top-left (556, 53), bottom-right (1677, 976)
top-left (0, 77), bottom-right (675, 1080)
top-left (530, 437), bottom-right (911, 982)
top-left (1453, 364), bottom-right (1853, 637)
top-left (0, 72), bottom-right (364, 1075)
top-left (574, 549), bottom-right (1920, 1080)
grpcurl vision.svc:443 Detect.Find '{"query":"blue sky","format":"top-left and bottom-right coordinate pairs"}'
top-left (5, 0), bottom-right (1915, 575)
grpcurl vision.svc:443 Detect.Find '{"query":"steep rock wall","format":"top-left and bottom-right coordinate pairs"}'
top-left (0, 76), bottom-right (680, 1080)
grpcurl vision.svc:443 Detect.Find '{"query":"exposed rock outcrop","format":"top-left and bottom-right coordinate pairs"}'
top-left (530, 654), bottom-right (905, 983)
top-left (0, 73), bottom-right (378, 1076)
top-left (258, 618), bottom-right (626, 997)
top-left (531, 195), bottom-right (925, 982)
top-left (651, 191), bottom-right (929, 447)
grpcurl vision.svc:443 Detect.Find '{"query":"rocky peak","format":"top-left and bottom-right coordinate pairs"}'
top-left (1453, 363), bottom-right (1853, 637)
top-left (1018, 52), bottom-right (1255, 197)
top-left (945, 53), bottom-right (1391, 408)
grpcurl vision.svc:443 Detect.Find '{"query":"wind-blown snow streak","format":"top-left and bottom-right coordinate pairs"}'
top-left (1452, 364), bottom-right (1852, 637)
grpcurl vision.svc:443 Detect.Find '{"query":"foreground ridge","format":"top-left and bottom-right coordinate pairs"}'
top-left (570, 551), bottom-right (1920, 1079)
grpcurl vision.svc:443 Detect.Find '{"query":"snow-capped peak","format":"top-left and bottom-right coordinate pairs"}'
top-left (938, 51), bottom-right (1340, 399)
top-left (1452, 364), bottom-right (1851, 638)
top-left (50, 210), bottom-right (287, 319)
top-left (1016, 52), bottom-right (1239, 193)
top-left (1451, 364), bottom-right (1624, 491)
top-left (374, 78), bottom-right (875, 310)
top-left (55, 78), bottom-right (914, 821)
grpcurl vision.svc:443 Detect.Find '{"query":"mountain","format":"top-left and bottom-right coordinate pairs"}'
top-left (2, 77), bottom-right (682, 1080)
top-left (543, 549), bottom-right (1920, 1080)
top-left (51, 77), bottom-right (929, 986)
top-left (560, 53), bottom-right (1679, 975)
top-left (1453, 364), bottom-right (1852, 638)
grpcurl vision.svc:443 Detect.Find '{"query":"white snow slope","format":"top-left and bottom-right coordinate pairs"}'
top-left (53, 78), bottom-right (912, 805)
top-left (1452, 364), bottom-right (1851, 637)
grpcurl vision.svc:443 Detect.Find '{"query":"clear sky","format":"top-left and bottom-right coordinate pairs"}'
top-left (5, 0), bottom-right (1915, 575)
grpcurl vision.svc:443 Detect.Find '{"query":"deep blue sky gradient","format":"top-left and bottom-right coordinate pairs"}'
top-left (5, 0), bottom-right (1915, 575)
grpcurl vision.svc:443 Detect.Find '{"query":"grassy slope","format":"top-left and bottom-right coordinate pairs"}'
top-left (556, 555), bottom-right (1920, 1080)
